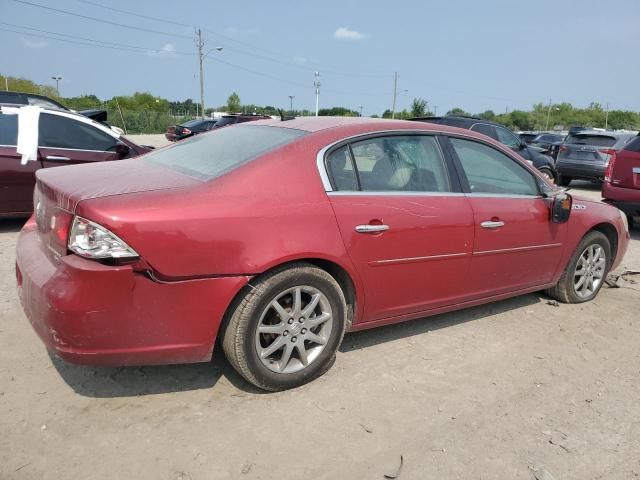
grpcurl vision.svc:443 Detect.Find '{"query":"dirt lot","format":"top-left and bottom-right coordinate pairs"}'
top-left (1, 181), bottom-right (639, 480)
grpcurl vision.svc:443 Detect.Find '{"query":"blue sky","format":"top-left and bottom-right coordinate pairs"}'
top-left (1, 0), bottom-right (639, 115)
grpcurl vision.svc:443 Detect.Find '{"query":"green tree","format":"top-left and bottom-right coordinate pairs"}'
top-left (446, 107), bottom-right (471, 117)
top-left (227, 92), bottom-right (241, 112)
top-left (410, 98), bottom-right (427, 117)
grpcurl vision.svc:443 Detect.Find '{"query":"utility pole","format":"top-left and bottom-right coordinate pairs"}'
top-left (433, 105), bottom-right (438, 116)
top-left (314, 72), bottom-right (321, 116)
top-left (288, 95), bottom-right (295, 113)
top-left (51, 76), bottom-right (62, 96)
top-left (545, 98), bottom-right (552, 131)
top-left (391, 71), bottom-right (398, 119)
top-left (197, 29), bottom-right (205, 119)
top-left (605, 102), bottom-right (610, 129)
top-left (4, 76), bottom-right (8, 91)
top-left (359, 105), bottom-right (364, 117)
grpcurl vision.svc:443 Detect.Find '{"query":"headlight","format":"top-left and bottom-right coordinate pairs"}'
top-left (619, 210), bottom-right (629, 233)
top-left (68, 216), bottom-right (139, 259)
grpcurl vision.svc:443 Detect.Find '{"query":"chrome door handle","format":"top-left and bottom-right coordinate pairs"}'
top-left (45, 155), bottom-right (71, 161)
top-left (355, 224), bottom-right (389, 233)
top-left (480, 220), bottom-right (505, 229)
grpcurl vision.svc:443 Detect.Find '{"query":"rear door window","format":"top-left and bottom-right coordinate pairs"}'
top-left (347, 135), bottom-right (451, 192)
top-left (146, 124), bottom-right (306, 180)
top-left (326, 146), bottom-right (358, 191)
top-left (0, 114), bottom-right (18, 146)
top-left (450, 137), bottom-right (538, 196)
top-left (39, 113), bottom-right (118, 151)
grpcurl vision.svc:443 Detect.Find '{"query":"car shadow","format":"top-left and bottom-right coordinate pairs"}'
top-left (340, 293), bottom-right (542, 353)
top-left (54, 293), bottom-right (543, 398)
top-left (0, 218), bottom-right (26, 233)
top-left (50, 347), bottom-right (266, 398)
top-left (568, 180), bottom-right (601, 191)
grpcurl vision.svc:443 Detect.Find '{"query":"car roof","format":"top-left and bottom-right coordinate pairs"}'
top-left (0, 102), bottom-right (119, 138)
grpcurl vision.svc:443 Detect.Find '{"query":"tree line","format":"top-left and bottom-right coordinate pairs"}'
top-left (2, 73), bottom-right (638, 134)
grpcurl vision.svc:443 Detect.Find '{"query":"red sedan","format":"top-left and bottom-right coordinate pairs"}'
top-left (16, 117), bottom-right (629, 391)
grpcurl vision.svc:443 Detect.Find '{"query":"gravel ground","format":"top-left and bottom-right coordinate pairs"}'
top-left (126, 134), bottom-right (171, 149)
top-left (1, 181), bottom-right (639, 480)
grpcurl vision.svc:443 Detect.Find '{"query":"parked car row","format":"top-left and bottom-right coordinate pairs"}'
top-left (410, 116), bottom-right (558, 182)
top-left (165, 114), bottom-right (271, 141)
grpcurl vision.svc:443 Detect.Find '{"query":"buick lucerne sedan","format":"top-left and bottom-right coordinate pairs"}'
top-left (16, 117), bottom-right (629, 391)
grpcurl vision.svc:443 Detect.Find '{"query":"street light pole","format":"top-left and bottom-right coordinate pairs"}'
top-left (391, 71), bottom-right (398, 119)
top-left (288, 95), bottom-right (295, 113)
top-left (51, 76), bottom-right (62, 96)
top-left (314, 72), bottom-right (321, 116)
top-left (196, 29), bottom-right (223, 120)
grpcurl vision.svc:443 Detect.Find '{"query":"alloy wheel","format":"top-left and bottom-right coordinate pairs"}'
top-left (255, 286), bottom-right (333, 374)
top-left (573, 244), bottom-right (606, 299)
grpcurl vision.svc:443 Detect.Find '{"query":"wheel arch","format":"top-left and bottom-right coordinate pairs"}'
top-left (589, 222), bottom-right (619, 261)
top-left (217, 257), bottom-right (360, 349)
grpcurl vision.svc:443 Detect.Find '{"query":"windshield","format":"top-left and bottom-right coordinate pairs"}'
top-left (181, 119), bottom-right (206, 128)
top-left (146, 125), bottom-right (306, 180)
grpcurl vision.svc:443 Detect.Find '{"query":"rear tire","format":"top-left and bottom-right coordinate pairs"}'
top-left (546, 231), bottom-right (611, 303)
top-left (557, 174), bottom-right (571, 187)
top-left (221, 263), bottom-right (347, 391)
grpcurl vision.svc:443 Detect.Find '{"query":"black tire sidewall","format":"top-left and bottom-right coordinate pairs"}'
top-left (241, 269), bottom-right (345, 390)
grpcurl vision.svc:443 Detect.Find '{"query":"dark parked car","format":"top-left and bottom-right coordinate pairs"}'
top-left (519, 132), bottom-right (540, 144)
top-left (165, 118), bottom-right (217, 142)
top-left (0, 104), bottom-right (150, 217)
top-left (411, 116), bottom-right (558, 182)
top-left (530, 133), bottom-right (565, 150)
top-left (603, 134), bottom-right (640, 224)
top-left (15, 117), bottom-right (629, 391)
top-left (556, 131), bottom-right (636, 186)
top-left (212, 114), bottom-right (272, 129)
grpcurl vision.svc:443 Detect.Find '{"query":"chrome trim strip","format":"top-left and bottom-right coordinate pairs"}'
top-left (327, 191), bottom-right (466, 197)
top-left (474, 243), bottom-right (562, 256)
top-left (633, 167), bottom-right (640, 174)
top-left (370, 252), bottom-right (468, 266)
top-left (466, 193), bottom-right (543, 199)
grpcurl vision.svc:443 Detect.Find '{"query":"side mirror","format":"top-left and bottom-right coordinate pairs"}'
top-left (115, 143), bottom-right (131, 159)
top-left (551, 192), bottom-right (572, 223)
top-left (519, 141), bottom-right (528, 150)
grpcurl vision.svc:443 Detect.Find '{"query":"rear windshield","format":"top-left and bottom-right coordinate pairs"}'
top-left (146, 125), bottom-right (306, 180)
top-left (565, 134), bottom-right (616, 147)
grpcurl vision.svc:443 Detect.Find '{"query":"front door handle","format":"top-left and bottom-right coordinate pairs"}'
top-left (46, 155), bottom-right (71, 161)
top-left (480, 220), bottom-right (505, 229)
top-left (355, 224), bottom-right (390, 233)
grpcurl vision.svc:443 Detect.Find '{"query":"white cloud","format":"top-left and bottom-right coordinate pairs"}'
top-left (333, 27), bottom-right (368, 40)
top-left (21, 38), bottom-right (48, 49)
top-left (148, 43), bottom-right (176, 57)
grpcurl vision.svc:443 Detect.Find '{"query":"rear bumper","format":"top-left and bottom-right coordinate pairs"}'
top-left (557, 161), bottom-right (605, 181)
top-left (16, 226), bottom-right (249, 366)
top-left (602, 182), bottom-right (640, 215)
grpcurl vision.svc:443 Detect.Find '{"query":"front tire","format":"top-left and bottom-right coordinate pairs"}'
top-left (557, 174), bottom-right (572, 187)
top-left (221, 263), bottom-right (347, 391)
top-left (546, 231), bottom-right (611, 303)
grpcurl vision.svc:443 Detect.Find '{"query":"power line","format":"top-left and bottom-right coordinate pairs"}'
top-left (70, 0), bottom-right (388, 78)
top-left (0, 26), bottom-right (191, 55)
top-left (0, 21), bottom-right (194, 55)
top-left (11, 0), bottom-right (192, 39)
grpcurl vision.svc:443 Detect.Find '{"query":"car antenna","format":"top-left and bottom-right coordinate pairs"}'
top-left (278, 108), bottom-right (295, 121)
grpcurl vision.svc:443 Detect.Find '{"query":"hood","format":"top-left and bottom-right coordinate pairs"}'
top-left (35, 158), bottom-right (201, 212)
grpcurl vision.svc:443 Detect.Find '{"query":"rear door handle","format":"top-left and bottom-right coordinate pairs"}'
top-left (45, 155), bottom-right (71, 161)
top-left (480, 220), bottom-right (505, 229)
top-left (355, 224), bottom-right (389, 233)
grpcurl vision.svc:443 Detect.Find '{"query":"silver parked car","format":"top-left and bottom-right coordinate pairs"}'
top-left (556, 131), bottom-right (636, 186)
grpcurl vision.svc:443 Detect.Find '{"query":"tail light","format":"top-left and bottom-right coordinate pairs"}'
top-left (603, 150), bottom-right (618, 182)
top-left (182, 128), bottom-right (192, 135)
top-left (559, 146), bottom-right (568, 153)
top-left (68, 216), bottom-right (139, 259)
